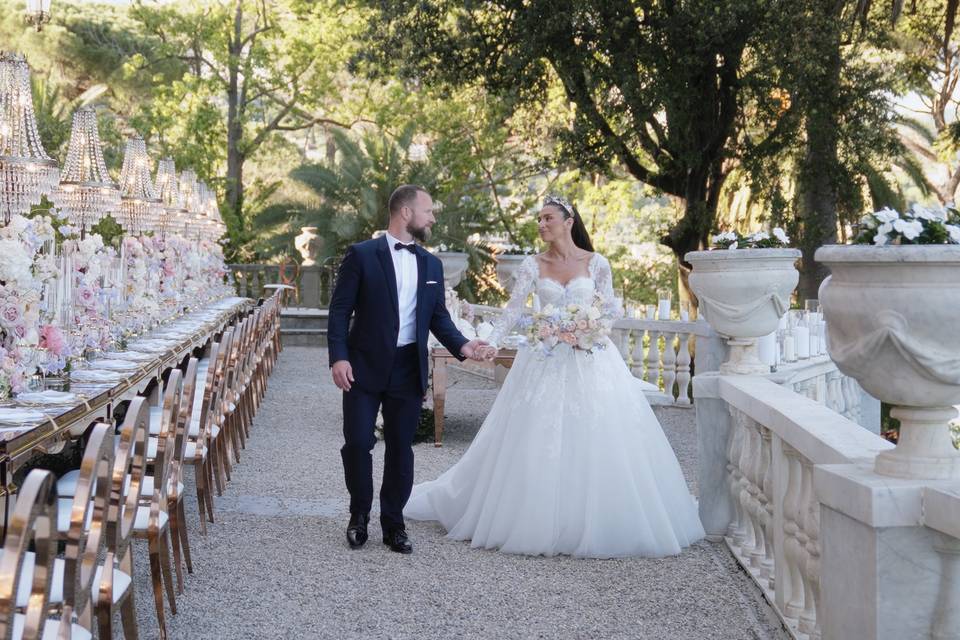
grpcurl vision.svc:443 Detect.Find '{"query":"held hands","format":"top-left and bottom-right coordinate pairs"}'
top-left (461, 339), bottom-right (497, 362)
top-left (331, 360), bottom-right (354, 391)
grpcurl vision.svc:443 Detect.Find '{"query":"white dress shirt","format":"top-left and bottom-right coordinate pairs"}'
top-left (384, 231), bottom-right (419, 346)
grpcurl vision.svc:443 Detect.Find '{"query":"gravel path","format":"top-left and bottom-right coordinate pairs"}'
top-left (130, 346), bottom-right (789, 640)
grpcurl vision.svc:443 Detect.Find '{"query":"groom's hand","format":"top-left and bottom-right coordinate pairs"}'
top-left (460, 339), bottom-right (491, 362)
top-left (331, 360), bottom-right (354, 391)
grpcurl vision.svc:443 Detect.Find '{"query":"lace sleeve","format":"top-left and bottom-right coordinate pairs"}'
top-left (488, 256), bottom-right (539, 348)
top-left (592, 254), bottom-right (624, 320)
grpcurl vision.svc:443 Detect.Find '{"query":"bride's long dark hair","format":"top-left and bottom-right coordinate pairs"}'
top-left (544, 195), bottom-right (595, 252)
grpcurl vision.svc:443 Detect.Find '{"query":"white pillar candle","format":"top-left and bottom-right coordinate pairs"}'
top-left (809, 329), bottom-right (820, 357)
top-left (758, 331), bottom-right (777, 367)
top-left (784, 332), bottom-right (796, 362)
top-left (645, 304), bottom-right (656, 320)
top-left (680, 309), bottom-right (689, 321)
top-left (795, 325), bottom-right (810, 359)
top-left (658, 299), bottom-right (671, 320)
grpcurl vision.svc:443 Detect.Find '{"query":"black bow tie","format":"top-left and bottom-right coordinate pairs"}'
top-left (394, 242), bottom-right (417, 254)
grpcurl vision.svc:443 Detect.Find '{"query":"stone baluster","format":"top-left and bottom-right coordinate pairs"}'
top-left (631, 330), bottom-right (646, 379)
top-left (676, 333), bottom-right (692, 404)
top-left (826, 370), bottom-right (844, 416)
top-left (736, 413), bottom-right (758, 555)
top-left (931, 533), bottom-right (960, 640)
top-left (726, 409), bottom-right (747, 549)
top-left (251, 269), bottom-right (261, 299)
top-left (615, 328), bottom-right (631, 362)
top-left (797, 457), bottom-right (820, 637)
top-left (841, 376), bottom-right (861, 424)
top-left (782, 444), bottom-right (806, 619)
top-left (662, 332), bottom-right (677, 400)
top-left (645, 330), bottom-right (661, 387)
top-left (744, 419), bottom-right (766, 568)
top-left (760, 427), bottom-right (775, 588)
top-left (237, 269), bottom-right (248, 298)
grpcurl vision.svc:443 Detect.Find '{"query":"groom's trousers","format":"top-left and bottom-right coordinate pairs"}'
top-left (341, 343), bottom-right (422, 534)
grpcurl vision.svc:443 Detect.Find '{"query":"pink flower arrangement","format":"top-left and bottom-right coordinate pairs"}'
top-left (39, 324), bottom-right (67, 356)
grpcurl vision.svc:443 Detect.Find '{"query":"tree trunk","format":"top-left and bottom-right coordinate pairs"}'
top-left (663, 160), bottom-right (726, 307)
top-left (794, 2), bottom-right (843, 303)
top-left (224, 0), bottom-right (245, 234)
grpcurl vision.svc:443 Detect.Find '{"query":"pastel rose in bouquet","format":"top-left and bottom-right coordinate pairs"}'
top-left (521, 292), bottom-right (618, 355)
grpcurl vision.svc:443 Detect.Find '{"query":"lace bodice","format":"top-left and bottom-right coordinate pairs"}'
top-left (488, 253), bottom-right (622, 348)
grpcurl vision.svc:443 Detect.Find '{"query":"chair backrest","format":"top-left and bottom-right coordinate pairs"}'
top-left (197, 328), bottom-right (232, 447)
top-left (62, 423), bottom-right (114, 631)
top-left (171, 358), bottom-right (198, 479)
top-left (0, 469), bottom-right (58, 640)
top-left (152, 368), bottom-right (183, 505)
top-left (110, 398), bottom-right (148, 568)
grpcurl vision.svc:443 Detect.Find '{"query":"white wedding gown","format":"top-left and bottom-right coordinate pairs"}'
top-left (405, 253), bottom-right (705, 558)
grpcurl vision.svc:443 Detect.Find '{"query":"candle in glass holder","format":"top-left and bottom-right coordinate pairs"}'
top-left (758, 330), bottom-right (777, 368)
top-left (645, 304), bottom-right (656, 320)
top-left (679, 301), bottom-right (690, 322)
top-left (783, 330), bottom-right (796, 362)
top-left (657, 289), bottom-right (671, 320)
top-left (795, 323), bottom-right (810, 359)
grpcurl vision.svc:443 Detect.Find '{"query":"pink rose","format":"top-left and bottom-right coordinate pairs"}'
top-left (560, 332), bottom-right (578, 345)
top-left (1, 303), bottom-right (21, 325)
top-left (39, 324), bottom-right (66, 356)
top-left (576, 319), bottom-right (589, 331)
top-left (77, 285), bottom-right (96, 308)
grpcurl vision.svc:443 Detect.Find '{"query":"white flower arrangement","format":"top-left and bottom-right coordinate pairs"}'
top-left (855, 204), bottom-right (960, 246)
top-left (711, 227), bottom-right (791, 250)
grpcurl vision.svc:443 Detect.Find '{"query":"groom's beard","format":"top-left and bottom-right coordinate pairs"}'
top-left (408, 222), bottom-right (431, 243)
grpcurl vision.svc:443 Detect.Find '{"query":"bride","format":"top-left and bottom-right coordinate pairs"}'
top-left (405, 195), bottom-right (705, 558)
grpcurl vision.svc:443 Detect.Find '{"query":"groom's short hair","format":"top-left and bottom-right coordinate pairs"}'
top-left (389, 185), bottom-right (429, 217)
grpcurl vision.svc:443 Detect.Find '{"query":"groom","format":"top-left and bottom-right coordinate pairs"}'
top-left (328, 185), bottom-right (489, 554)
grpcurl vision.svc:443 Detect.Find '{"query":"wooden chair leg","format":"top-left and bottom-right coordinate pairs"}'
top-left (205, 457), bottom-right (217, 522)
top-left (120, 590), bottom-right (140, 640)
top-left (194, 463), bottom-right (209, 536)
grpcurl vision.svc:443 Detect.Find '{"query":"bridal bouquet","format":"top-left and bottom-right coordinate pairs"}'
top-left (521, 293), bottom-right (617, 355)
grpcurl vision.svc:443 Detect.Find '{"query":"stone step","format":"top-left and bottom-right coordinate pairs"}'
top-left (281, 328), bottom-right (327, 347)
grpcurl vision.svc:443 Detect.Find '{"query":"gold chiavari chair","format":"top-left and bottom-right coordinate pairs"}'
top-left (137, 370), bottom-right (182, 636)
top-left (0, 469), bottom-right (93, 640)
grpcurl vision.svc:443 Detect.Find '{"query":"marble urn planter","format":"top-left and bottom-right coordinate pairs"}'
top-left (436, 251), bottom-right (469, 289)
top-left (686, 248), bottom-right (801, 375)
top-left (495, 254), bottom-right (528, 290)
top-left (816, 244), bottom-right (960, 480)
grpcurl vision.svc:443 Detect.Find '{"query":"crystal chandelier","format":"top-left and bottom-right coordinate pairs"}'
top-left (118, 134), bottom-right (161, 234)
top-left (0, 52), bottom-right (59, 224)
top-left (155, 157), bottom-right (185, 235)
top-left (25, 0), bottom-right (52, 32)
top-left (54, 107), bottom-right (120, 229)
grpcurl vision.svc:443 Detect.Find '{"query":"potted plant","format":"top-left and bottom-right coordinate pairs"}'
top-left (430, 242), bottom-right (470, 289)
top-left (495, 243), bottom-right (537, 290)
top-left (816, 204), bottom-right (960, 480)
top-left (685, 227), bottom-right (799, 374)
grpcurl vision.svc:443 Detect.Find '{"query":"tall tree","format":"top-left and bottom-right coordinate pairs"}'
top-left (129, 0), bottom-right (362, 241)
top-left (359, 0), bottom-right (790, 296)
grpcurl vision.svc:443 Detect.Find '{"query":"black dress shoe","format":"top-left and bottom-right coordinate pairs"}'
top-left (346, 513), bottom-right (369, 548)
top-left (383, 528), bottom-right (413, 554)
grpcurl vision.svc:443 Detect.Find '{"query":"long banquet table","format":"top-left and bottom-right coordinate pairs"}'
top-left (0, 296), bottom-right (252, 537)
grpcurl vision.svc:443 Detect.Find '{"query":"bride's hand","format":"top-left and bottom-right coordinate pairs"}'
top-left (461, 339), bottom-right (492, 362)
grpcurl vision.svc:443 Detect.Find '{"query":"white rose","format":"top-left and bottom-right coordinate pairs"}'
top-left (587, 307), bottom-right (602, 321)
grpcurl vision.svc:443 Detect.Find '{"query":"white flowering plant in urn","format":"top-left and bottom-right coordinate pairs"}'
top-left (853, 204), bottom-right (960, 246)
top-left (686, 226), bottom-right (799, 374)
top-left (817, 202), bottom-right (960, 480)
top-left (711, 227), bottom-right (791, 250)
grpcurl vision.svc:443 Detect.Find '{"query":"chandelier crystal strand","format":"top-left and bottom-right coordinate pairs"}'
top-left (54, 107), bottom-right (120, 230)
top-left (178, 168), bottom-right (199, 236)
top-left (0, 52), bottom-right (60, 224)
top-left (155, 157), bottom-right (184, 237)
top-left (118, 134), bottom-right (161, 234)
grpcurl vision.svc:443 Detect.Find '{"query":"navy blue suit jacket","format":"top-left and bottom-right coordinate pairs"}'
top-left (327, 236), bottom-right (469, 395)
